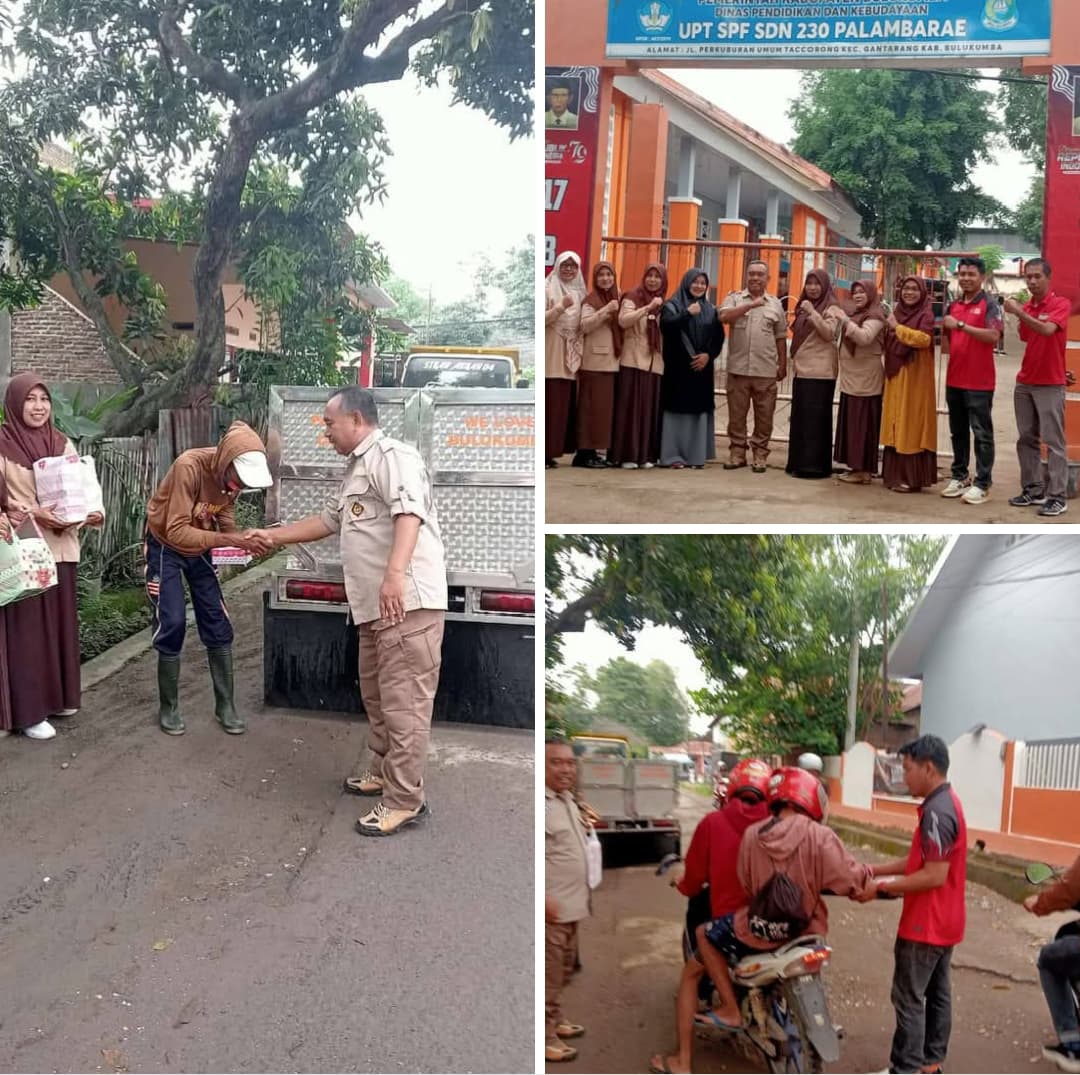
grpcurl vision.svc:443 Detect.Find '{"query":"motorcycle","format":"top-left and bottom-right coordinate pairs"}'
top-left (658, 853), bottom-right (842, 1074)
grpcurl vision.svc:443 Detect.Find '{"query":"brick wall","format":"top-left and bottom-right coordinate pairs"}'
top-left (11, 287), bottom-right (125, 384)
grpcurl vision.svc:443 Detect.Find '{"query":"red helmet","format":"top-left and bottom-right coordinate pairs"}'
top-left (768, 766), bottom-right (827, 822)
top-left (727, 758), bottom-right (773, 803)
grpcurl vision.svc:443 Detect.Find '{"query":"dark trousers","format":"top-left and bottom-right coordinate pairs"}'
top-left (1037, 933), bottom-right (1080, 1044)
top-left (946, 386), bottom-right (995, 489)
top-left (890, 938), bottom-right (954, 1073)
top-left (144, 531), bottom-right (233, 657)
top-left (1015, 382), bottom-right (1068, 499)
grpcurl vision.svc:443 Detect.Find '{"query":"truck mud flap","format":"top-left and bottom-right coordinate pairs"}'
top-left (785, 975), bottom-right (840, 1064)
top-left (262, 593), bottom-right (534, 728)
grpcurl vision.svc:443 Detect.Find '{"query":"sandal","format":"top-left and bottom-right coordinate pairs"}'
top-left (694, 1011), bottom-right (744, 1032)
top-left (649, 1056), bottom-right (675, 1074)
top-left (545, 1039), bottom-right (578, 1063)
top-left (837, 471), bottom-right (871, 484)
top-left (556, 1023), bottom-right (585, 1039)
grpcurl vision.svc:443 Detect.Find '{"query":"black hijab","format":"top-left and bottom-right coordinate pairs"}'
top-left (661, 267), bottom-right (725, 358)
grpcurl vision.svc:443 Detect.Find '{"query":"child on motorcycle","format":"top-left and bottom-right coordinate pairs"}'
top-left (1024, 853), bottom-right (1080, 1073)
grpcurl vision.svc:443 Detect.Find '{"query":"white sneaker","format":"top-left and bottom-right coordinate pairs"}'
top-left (642, 461), bottom-right (655, 469)
top-left (620, 462), bottom-right (639, 469)
top-left (961, 485), bottom-right (990, 505)
top-left (24, 720), bottom-right (57, 740)
top-left (941, 478), bottom-right (970, 498)
top-left (53, 709), bottom-right (79, 717)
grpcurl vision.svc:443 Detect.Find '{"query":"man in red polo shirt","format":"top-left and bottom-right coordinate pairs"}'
top-left (941, 257), bottom-right (1003, 505)
top-left (854, 735), bottom-right (966, 1075)
top-left (1004, 257), bottom-right (1074, 518)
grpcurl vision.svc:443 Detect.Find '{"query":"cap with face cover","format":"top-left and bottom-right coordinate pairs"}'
top-left (232, 450), bottom-right (273, 489)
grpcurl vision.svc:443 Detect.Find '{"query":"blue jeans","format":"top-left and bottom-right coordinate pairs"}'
top-left (889, 938), bottom-right (953, 1073)
top-left (1038, 933), bottom-right (1080, 1045)
top-left (946, 386), bottom-right (995, 490)
top-left (144, 531), bottom-right (233, 657)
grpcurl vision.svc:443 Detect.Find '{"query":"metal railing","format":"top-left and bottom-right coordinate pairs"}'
top-left (1015, 737), bottom-right (1080, 791)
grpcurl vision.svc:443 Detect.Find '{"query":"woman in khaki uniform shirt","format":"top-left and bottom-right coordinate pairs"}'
top-left (610, 262), bottom-right (667, 469)
top-left (0, 374), bottom-right (103, 741)
top-left (786, 269), bottom-right (842, 480)
top-left (574, 261), bottom-right (622, 468)
top-left (545, 251), bottom-right (586, 469)
top-left (835, 280), bottom-right (887, 483)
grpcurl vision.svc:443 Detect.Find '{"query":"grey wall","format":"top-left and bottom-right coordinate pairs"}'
top-left (919, 536), bottom-right (1080, 745)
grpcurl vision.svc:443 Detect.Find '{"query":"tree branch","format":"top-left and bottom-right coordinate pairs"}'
top-left (157, 4), bottom-right (254, 106)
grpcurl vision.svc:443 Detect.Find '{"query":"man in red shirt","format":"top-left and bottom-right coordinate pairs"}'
top-left (1004, 258), bottom-right (1074, 518)
top-left (941, 257), bottom-right (1003, 505)
top-left (854, 735), bottom-right (967, 1075)
top-left (649, 758), bottom-right (772, 1075)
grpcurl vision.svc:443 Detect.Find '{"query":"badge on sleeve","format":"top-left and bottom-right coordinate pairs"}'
top-left (351, 501), bottom-right (364, 517)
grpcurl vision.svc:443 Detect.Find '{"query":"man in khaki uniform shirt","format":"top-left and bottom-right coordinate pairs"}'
top-left (545, 737), bottom-right (591, 1064)
top-left (720, 259), bottom-right (789, 471)
top-left (249, 386), bottom-right (447, 838)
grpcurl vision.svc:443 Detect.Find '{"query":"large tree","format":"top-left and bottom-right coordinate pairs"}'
top-left (790, 70), bottom-right (1004, 249)
top-left (997, 73), bottom-right (1048, 247)
top-left (586, 658), bottom-right (691, 747)
top-left (0, 0), bottom-right (533, 430)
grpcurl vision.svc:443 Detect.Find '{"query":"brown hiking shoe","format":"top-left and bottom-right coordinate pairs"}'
top-left (343, 770), bottom-right (383, 796)
top-left (355, 801), bottom-right (430, 837)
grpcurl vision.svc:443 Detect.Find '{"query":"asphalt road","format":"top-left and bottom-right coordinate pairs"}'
top-left (551, 791), bottom-right (1070, 1075)
top-left (0, 580), bottom-right (534, 1074)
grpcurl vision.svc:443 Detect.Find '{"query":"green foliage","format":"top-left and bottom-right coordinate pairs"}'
top-left (1014, 177), bottom-right (1044, 247)
top-left (997, 74), bottom-right (1048, 172)
top-left (77, 583), bottom-right (153, 662)
top-left (975, 245), bottom-right (1005, 275)
top-left (49, 386), bottom-right (139, 443)
top-left (790, 70), bottom-right (1002, 248)
top-left (585, 658), bottom-right (691, 746)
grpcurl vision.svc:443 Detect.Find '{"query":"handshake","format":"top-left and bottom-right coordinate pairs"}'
top-left (231, 528), bottom-right (280, 556)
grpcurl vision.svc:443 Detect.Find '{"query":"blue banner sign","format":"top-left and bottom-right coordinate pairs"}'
top-left (605, 1), bottom-right (1052, 60)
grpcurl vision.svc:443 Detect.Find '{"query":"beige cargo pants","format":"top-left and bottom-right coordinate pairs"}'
top-left (358, 607), bottom-right (445, 811)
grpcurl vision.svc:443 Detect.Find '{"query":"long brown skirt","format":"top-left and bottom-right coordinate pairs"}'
top-left (576, 370), bottom-right (616, 452)
top-left (834, 392), bottom-right (883, 474)
top-left (545, 378), bottom-right (576, 463)
top-left (610, 367), bottom-right (662, 466)
top-left (882, 447), bottom-right (939, 491)
top-left (6, 562), bottom-right (81, 730)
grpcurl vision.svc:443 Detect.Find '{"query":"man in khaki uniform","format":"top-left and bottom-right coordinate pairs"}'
top-left (249, 386), bottom-right (447, 837)
top-left (719, 259), bottom-right (789, 471)
top-left (545, 736), bottom-right (591, 1064)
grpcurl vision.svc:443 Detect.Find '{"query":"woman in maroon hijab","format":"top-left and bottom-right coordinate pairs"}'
top-left (0, 374), bottom-right (103, 740)
top-left (835, 280), bottom-right (887, 483)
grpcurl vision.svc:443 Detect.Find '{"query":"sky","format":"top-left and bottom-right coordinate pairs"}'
top-left (664, 67), bottom-right (1036, 210)
top-left (356, 75), bottom-right (534, 305)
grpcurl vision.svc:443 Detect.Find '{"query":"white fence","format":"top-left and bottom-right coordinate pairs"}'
top-left (1014, 737), bottom-right (1080, 791)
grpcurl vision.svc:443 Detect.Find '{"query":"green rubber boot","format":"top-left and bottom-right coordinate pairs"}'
top-left (158, 654), bottom-right (184, 735)
top-left (207, 647), bottom-right (245, 734)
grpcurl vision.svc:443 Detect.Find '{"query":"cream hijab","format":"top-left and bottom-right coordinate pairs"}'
top-left (545, 251), bottom-right (587, 374)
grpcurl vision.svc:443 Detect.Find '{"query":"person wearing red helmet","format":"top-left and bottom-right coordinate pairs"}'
top-left (649, 759), bottom-right (772, 1074)
top-left (690, 765), bottom-right (874, 1037)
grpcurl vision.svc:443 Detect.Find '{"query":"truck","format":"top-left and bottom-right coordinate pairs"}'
top-left (262, 385), bottom-right (534, 728)
top-left (571, 733), bottom-right (681, 856)
top-left (401, 346), bottom-right (525, 389)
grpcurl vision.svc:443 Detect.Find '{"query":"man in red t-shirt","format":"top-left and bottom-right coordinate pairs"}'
top-left (1004, 257), bottom-right (1075, 518)
top-left (649, 759), bottom-right (771, 1075)
top-left (854, 735), bottom-right (967, 1075)
top-left (941, 257), bottom-right (1003, 505)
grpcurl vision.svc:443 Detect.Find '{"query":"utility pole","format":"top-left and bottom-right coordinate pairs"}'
top-left (881, 577), bottom-right (889, 727)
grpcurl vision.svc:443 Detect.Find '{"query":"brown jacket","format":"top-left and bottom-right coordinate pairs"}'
top-left (734, 810), bottom-right (873, 949)
top-left (1033, 855), bottom-right (1080, 916)
top-left (146, 421), bottom-right (266, 556)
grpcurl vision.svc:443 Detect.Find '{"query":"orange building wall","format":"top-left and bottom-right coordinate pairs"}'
top-left (871, 796), bottom-right (920, 820)
top-left (1024, 1), bottom-right (1080, 72)
top-left (1009, 788), bottom-right (1080, 845)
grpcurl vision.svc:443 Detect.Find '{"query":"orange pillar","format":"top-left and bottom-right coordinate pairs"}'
top-left (790, 205), bottom-right (811, 303)
top-left (759, 235), bottom-right (787, 322)
top-left (717, 219), bottom-right (748, 298)
top-left (667, 198), bottom-right (701, 290)
top-left (621, 102), bottom-right (669, 293)
top-left (1000, 740), bottom-right (1016, 835)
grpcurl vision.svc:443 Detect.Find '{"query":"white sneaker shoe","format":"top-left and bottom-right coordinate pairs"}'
top-left (961, 485), bottom-right (990, 505)
top-left (53, 709), bottom-right (79, 717)
top-left (642, 461), bottom-right (655, 469)
top-left (941, 478), bottom-right (970, 498)
top-left (24, 720), bottom-right (57, 740)
top-left (620, 462), bottom-right (639, 469)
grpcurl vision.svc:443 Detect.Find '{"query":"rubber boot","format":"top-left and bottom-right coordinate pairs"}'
top-left (158, 654), bottom-right (184, 735)
top-left (207, 647), bottom-right (245, 734)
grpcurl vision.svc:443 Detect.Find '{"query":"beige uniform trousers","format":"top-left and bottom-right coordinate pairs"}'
top-left (358, 607), bottom-right (445, 811)
top-left (726, 373), bottom-right (779, 465)
top-left (545, 920), bottom-right (579, 1039)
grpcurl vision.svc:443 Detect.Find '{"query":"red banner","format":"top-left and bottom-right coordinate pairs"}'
top-left (544, 66), bottom-right (601, 275)
top-left (1044, 66), bottom-right (1080, 457)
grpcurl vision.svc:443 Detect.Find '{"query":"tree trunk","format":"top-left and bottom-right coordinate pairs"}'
top-left (845, 633), bottom-right (860, 750)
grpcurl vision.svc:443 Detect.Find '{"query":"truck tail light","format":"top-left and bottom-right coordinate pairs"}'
top-left (592, 819), bottom-right (610, 829)
top-left (479, 591), bottom-right (535, 614)
top-left (285, 580), bottom-right (348, 603)
top-left (653, 819), bottom-right (676, 828)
